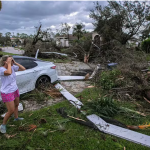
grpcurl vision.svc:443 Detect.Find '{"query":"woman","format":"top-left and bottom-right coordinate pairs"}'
top-left (0, 55), bottom-right (26, 133)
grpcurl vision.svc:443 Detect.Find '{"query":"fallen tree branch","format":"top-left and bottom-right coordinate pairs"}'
top-left (111, 86), bottom-right (133, 90)
top-left (143, 97), bottom-right (150, 104)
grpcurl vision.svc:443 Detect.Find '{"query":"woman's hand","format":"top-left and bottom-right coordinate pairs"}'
top-left (12, 58), bottom-right (16, 65)
top-left (12, 58), bottom-right (26, 71)
top-left (6, 57), bottom-right (12, 65)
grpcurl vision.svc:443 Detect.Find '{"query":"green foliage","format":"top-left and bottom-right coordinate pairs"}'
top-left (0, 100), bottom-right (150, 149)
top-left (0, 102), bottom-right (6, 114)
top-left (141, 38), bottom-right (150, 53)
top-left (20, 89), bottom-right (49, 103)
top-left (72, 23), bottom-right (85, 40)
top-left (99, 69), bottom-right (122, 90)
top-left (56, 23), bottom-right (71, 39)
top-left (0, 51), bottom-right (20, 56)
top-left (90, 1), bottom-right (150, 45)
top-left (0, 1), bottom-right (2, 11)
top-left (84, 96), bottom-right (120, 117)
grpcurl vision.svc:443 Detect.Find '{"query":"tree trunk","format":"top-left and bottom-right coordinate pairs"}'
top-left (84, 53), bottom-right (90, 63)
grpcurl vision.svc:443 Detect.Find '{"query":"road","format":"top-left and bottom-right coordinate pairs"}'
top-left (2, 47), bottom-right (24, 55)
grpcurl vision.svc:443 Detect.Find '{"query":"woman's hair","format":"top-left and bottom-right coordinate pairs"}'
top-left (0, 55), bottom-right (12, 67)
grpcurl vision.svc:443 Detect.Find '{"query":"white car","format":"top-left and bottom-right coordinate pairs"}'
top-left (0, 55), bottom-right (58, 101)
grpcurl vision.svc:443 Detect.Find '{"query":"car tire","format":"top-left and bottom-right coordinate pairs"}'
top-left (36, 76), bottom-right (50, 88)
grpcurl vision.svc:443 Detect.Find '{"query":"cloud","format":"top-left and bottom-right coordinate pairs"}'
top-left (0, 1), bottom-right (106, 35)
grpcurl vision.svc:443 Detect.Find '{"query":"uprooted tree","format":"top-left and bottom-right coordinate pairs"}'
top-left (24, 23), bottom-right (58, 56)
top-left (90, 1), bottom-right (150, 45)
top-left (84, 1), bottom-right (150, 63)
top-left (88, 1), bottom-right (150, 104)
top-left (68, 33), bottom-right (100, 63)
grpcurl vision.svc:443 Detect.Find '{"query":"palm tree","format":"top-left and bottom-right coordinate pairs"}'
top-left (72, 23), bottom-right (85, 40)
top-left (0, 1), bottom-right (2, 11)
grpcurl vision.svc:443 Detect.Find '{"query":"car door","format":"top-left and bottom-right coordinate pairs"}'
top-left (14, 58), bottom-right (38, 94)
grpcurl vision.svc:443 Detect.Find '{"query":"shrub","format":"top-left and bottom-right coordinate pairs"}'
top-left (0, 102), bottom-right (6, 114)
top-left (84, 96), bottom-right (119, 117)
top-left (99, 69), bottom-right (123, 90)
top-left (20, 89), bottom-right (48, 103)
top-left (141, 38), bottom-right (150, 53)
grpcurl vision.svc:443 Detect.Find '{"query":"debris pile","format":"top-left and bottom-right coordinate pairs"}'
top-left (38, 52), bottom-right (67, 59)
top-left (41, 83), bottom-right (62, 98)
top-left (112, 63), bottom-right (150, 103)
top-left (18, 124), bottom-right (37, 132)
top-left (44, 88), bottom-right (62, 98)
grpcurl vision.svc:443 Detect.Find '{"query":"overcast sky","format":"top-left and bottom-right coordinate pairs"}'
top-left (0, 1), bottom-right (107, 36)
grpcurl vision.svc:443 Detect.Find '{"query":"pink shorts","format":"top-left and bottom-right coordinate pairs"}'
top-left (1, 89), bottom-right (20, 103)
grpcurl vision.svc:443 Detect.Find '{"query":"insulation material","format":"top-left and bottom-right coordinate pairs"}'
top-left (1, 103), bottom-right (23, 118)
top-left (87, 114), bottom-right (150, 148)
top-left (58, 76), bottom-right (85, 81)
top-left (55, 83), bottom-right (83, 109)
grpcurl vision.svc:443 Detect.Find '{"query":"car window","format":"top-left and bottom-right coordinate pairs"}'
top-left (14, 58), bottom-right (38, 69)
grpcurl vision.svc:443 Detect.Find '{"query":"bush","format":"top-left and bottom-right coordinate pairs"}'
top-left (84, 96), bottom-right (120, 117)
top-left (0, 102), bottom-right (6, 114)
top-left (99, 69), bottom-right (123, 90)
top-left (141, 38), bottom-right (150, 53)
top-left (20, 89), bottom-right (48, 103)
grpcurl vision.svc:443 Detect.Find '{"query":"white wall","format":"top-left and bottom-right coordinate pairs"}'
top-left (56, 38), bottom-right (69, 47)
top-left (92, 32), bottom-right (102, 42)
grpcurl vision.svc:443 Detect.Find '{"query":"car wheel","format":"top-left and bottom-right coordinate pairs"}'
top-left (36, 76), bottom-right (50, 88)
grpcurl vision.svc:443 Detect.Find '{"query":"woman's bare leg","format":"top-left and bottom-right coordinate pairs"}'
top-left (3, 101), bottom-right (15, 124)
top-left (14, 97), bottom-right (19, 119)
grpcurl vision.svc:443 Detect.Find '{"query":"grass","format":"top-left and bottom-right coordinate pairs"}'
top-left (76, 87), bottom-right (150, 132)
top-left (61, 48), bottom-right (68, 53)
top-left (14, 47), bottom-right (24, 51)
top-left (20, 89), bottom-right (51, 103)
top-left (20, 48), bottom-right (24, 50)
top-left (0, 51), bottom-right (20, 56)
top-left (0, 87), bottom-right (150, 149)
top-left (146, 54), bottom-right (150, 61)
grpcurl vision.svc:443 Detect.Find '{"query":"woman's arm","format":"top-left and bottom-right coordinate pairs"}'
top-left (15, 62), bottom-right (26, 71)
top-left (12, 59), bottom-right (26, 71)
top-left (4, 57), bottom-right (12, 75)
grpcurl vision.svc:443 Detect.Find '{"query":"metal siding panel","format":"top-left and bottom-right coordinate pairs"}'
top-left (55, 83), bottom-right (83, 109)
top-left (87, 114), bottom-right (150, 148)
